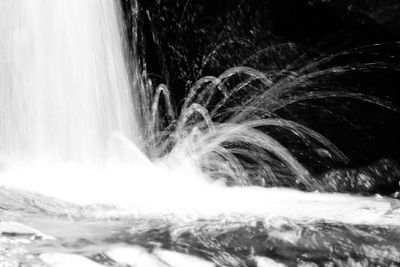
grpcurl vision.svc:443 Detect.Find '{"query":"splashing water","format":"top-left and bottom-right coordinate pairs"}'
top-left (0, 0), bottom-right (399, 223)
top-left (0, 0), bottom-right (149, 204)
top-left (1, 1), bottom-right (400, 266)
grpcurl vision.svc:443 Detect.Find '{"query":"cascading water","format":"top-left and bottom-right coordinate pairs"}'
top-left (0, 0), bottom-right (154, 203)
top-left (0, 0), bottom-right (141, 163)
top-left (1, 1), bottom-right (400, 266)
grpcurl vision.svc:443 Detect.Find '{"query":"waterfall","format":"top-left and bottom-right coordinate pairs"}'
top-left (0, 0), bottom-right (398, 231)
top-left (0, 0), bottom-right (141, 164)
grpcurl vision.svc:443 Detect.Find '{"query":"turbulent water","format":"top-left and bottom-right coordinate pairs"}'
top-left (1, 0), bottom-right (400, 266)
top-left (1, 187), bottom-right (400, 266)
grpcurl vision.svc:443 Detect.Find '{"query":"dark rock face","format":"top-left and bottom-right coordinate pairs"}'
top-left (319, 158), bottom-right (400, 196)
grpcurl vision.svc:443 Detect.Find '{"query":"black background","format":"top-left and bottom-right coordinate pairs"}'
top-left (122, 0), bottom-right (400, 172)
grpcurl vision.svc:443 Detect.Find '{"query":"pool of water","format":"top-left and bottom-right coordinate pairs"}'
top-left (1, 187), bottom-right (400, 266)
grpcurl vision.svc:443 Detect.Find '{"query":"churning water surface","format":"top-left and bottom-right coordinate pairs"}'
top-left (1, 1), bottom-right (400, 266)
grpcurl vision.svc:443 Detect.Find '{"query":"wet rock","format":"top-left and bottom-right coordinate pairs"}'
top-left (254, 256), bottom-right (286, 267)
top-left (39, 253), bottom-right (105, 267)
top-left (297, 261), bottom-right (318, 267)
top-left (0, 235), bottom-right (45, 267)
top-left (392, 191), bottom-right (400, 199)
top-left (0, 222), bottom-right (57, 266)
top-left (319, 158), bottom-right (400, 195)
top-left (106, 245), bottom-right (169, 267)
top-left (153, 249), bottom-right (215, 267)
top-left (105, 245), bottom-right (216, 267)
top-left (0, 222), bottom-right (55, 240)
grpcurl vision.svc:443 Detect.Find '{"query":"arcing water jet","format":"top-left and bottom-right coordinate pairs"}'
top-left (0, 0), bottom-right (399, 230)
